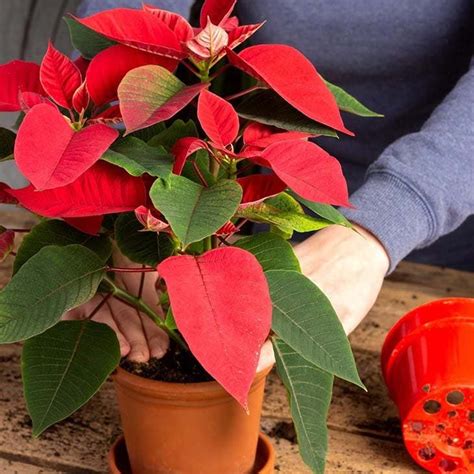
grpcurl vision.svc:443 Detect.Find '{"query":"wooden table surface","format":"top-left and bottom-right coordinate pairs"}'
top-left (1, 211), bottom-right (474, 473)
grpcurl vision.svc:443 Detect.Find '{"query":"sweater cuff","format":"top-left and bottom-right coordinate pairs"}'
top-left (341, 170), bottom-right (436, 273)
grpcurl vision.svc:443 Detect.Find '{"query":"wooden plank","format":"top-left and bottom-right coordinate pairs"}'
top-left (350, 268), bottom-right (474, 354)
top-left (0, 344), bottom-right (421, 473)
top-left (261, 418), bottom-right (422, 473)
top-left (0, 456), bottom-right (54, 473)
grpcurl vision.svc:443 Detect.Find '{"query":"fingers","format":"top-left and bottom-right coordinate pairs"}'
top-left (141, 315), bottom-right (170, 359)
top-left (256, 339), bottom-right (275, 372)
top-left (109, 298), bottom-right (151, 363)
top-left (93, 301), bottom-right (131, 357)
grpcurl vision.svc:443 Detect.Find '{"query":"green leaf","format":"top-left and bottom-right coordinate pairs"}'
top-left (13, 219), bottom-right (112, 275)
top-left (181, 149), bottom-right (216, 185)
top-left (0, 127), bottom-right (15, 160)
top-left (265, 269), bottom-right (363, 388)
top-left (150, 175), bottom-right (242, 246)
top-left (115, 213), bottom-right (175, 266)
top-left (130, 123), bottom-right (166, 142)
top-left (289, 191), bottom-right (352, 229)
top-left (325, 80), bottom-right (383, 118)
top-left (103, 137), bottom-right (173, 178)
top-left (165, 308), bottom-right (177, 330)
top-left (0, 245), bottom-right (105, 343)
top-left (148, 119), bottom-right (198, 150)
top-left (234, 233), bottom-right (300, 272)
top-left (236, 193), bottom-right (333, 235)
top-left (237, 91), bottom-right (338, 137)
top-left (64, 17), bottom-right (115, 59)
top-left (22, 320), bottom-right (120, 436)
top-left (273, 337), bottom-right (333, 474)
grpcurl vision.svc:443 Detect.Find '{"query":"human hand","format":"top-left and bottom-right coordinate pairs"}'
top-left (293, 224), bottom-right (390, 334)
top-left (64, 255), bottom-right (169, 362)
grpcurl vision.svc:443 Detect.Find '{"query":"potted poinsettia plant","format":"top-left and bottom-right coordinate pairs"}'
top-left (0, 1), bottom-right (381, 472)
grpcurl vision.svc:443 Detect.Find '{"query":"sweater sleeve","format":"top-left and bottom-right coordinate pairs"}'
top-left (342, 57), bottom-right (474, 272)
top-left (77, 0), bottom-right (194, 18)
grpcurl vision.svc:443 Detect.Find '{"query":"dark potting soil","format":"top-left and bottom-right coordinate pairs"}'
top-left (120, 341), bottom-right (213, 383)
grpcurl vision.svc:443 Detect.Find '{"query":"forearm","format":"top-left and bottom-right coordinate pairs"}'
top-left (343, 57), bottom-right (474, 271)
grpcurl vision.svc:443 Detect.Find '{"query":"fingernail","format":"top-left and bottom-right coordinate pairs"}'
top-left (128, 351), bottom-right (148, 363)
top-left (120, 344), bottom-right (130, 357)
top-left (151, 348), bottom-right (166, 359)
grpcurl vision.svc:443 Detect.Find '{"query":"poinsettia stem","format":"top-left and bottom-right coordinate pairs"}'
top-left (182, 60), bottom-right (201, 77)
top-left (107, 266), bottom-right (157, 273)
top-left (86, 293), bottom-right (112, 320)
top-left (104, 276), bottom-right (188, 350)
top-left (192, 161), bottom-right (208, 186)
top-left (224, 86), bottom-right (262, 101)
top-left (209, 64), bottom-right (230, 81)
top-left (9, 228), bottom-right (31, 233)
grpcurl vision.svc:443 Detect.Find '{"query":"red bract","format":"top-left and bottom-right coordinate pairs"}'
top-left (72, 82), bottom-right (90, 113)
top-left (7, 161), bottom-right (147, 218)
top-left (171, 137), bottom-right (208, 174)
top-left (142, 4), bottom-right (194, 42)
top-left (75, 9), bottom-right (185, 59)
top-left (237, 174), bottom-right (286, 207)
top-left (0, 61), bottom-right (44, 111)
top-left (118, 65), bottom-right (208, 133)
top-left (199, 0), bottom-right (236, 28)
top-left (197, 90), bottom-right (239, 147)
top-left (88, 104), bottom-right (122, 125)
top-left (65, 216), bottom-right (104, 235)
top-left (243, 122), bottom-right (311, 149)
top-left (135, 206), bottom-right (170, 233)
top-left (261, 140), bottom-right (350, 206)
top-left (73, 56), bottom-right (90, 78)
top-left (40, 43), bottom-right (82, 109)
top-left (86, 44), bottom-right (178, 106)
top-left (15, 104), bottom-right (118, 190)
top-left (158, 247), bottom-right (272, 408)
top-left (226, 23), bottom-right (264, 51)
top-left (227, 45), bottom-right (353, 135)
top-left (18, 91), bottom-right (54, 112)
top-left (186, 19), bottom-right (228, 60)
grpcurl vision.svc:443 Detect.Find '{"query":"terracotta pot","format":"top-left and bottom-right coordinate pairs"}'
top-left (112, 365), bottom-right (274, 474)
top-left (108, 433), bottom-right (275, 474)
top-left (381, 298), bottom-right (474, 472)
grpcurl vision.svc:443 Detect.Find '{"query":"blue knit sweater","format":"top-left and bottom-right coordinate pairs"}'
top-left (78, 0), bottom-right (474, 272)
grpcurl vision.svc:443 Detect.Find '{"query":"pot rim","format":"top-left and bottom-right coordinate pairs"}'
top-left (113, 364), bottom-right (273, 401)
top-left (108, 433), bottom-right (276, 474)
top-left (381, 298), bottom-right (474, 380)
top-left (382, 317), bottom-right (474, 387)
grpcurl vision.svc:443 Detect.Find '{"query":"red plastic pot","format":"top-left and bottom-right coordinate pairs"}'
top-left (381, 298), bottom-right (474, 472)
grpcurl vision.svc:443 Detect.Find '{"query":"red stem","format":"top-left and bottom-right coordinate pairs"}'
top-left (209, 64), bottom-right (230, 80)
top-left (182, 60), bottom-right (201, 77)
top-left (107, 266), bottom-right (156, 273)
top-left (86, 293), bottom-right (112, 320)
top-left (224, 85), bottom-right (262, 101)
top-left (192, 161), bottom-right (208, 186)
top-left (9, 228), bottom-right (31, 233)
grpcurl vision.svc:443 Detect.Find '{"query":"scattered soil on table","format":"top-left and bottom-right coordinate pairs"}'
top-left (120, 341), bottom-right (213, 383)
top-left (269, 421), bottom-right (297, 444)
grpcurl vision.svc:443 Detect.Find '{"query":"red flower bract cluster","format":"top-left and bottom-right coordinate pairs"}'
top-left (0, 0), bottom-right (355, 406)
